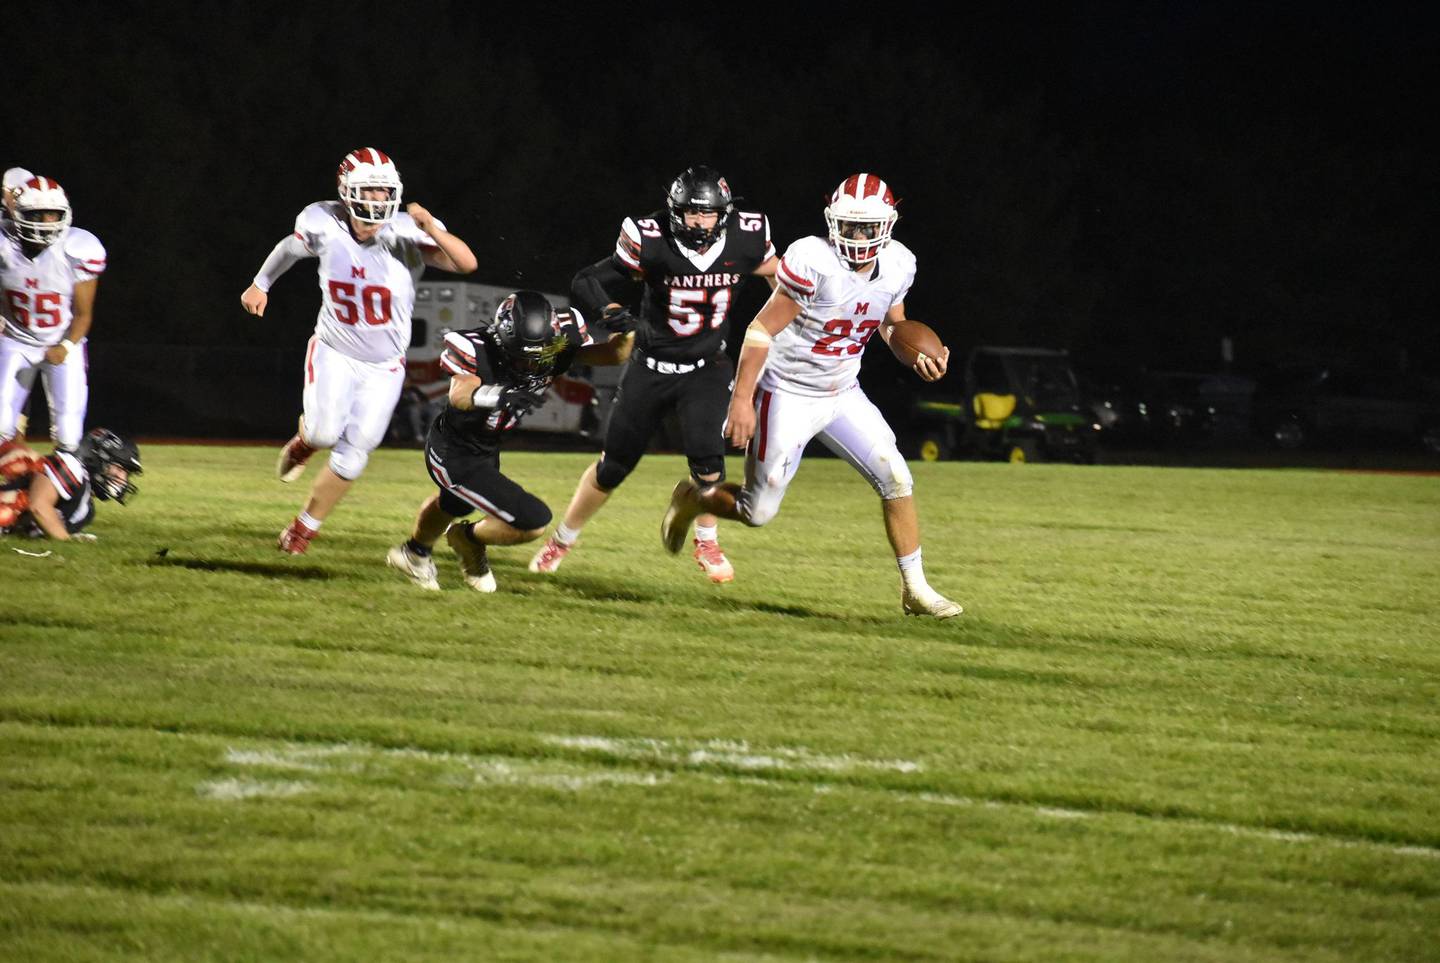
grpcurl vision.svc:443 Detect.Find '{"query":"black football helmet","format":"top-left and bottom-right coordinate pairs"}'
top-left (76, 427), bottom-right (141, 503)
top-left (666, 165), bottom-right (733, 248)
top-left (492, 290), bottom-right (568, 378)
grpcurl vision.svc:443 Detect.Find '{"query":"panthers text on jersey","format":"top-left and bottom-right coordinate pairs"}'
top-left (764, 235), bottom-right (917, 397)
top-left (432, 309), bottom-right (592, 454)
top-left (291, 201), bottom-right (440, 364)
top-left (614, 208), bottom-right (774, 364)
top-left (0, 227), bottom-right (106, 348)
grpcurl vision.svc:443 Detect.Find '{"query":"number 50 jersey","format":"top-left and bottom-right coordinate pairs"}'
top-left (292, 200), bottom-right (441, 363)
top-left (764, 235), bottom-right (917, 397)
top-left (615, 207), bottom-right (774, 364)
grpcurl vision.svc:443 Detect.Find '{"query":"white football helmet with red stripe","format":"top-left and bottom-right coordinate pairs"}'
top-left (12, 176), bottom-right (73, 247)
top-left (337, 147), bottom-right (402, 224)
top-left (824, 173), bottom-right (898, 267)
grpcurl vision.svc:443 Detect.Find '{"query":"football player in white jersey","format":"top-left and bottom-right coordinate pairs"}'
top-left (0, 175), bottom-right (106, 452)
top-left (240, 148), bottom-right (477, 555)
top-left (661, 174), bottom-right (963, 618)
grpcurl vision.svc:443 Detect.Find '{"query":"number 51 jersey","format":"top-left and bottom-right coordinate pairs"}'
top-left (764, 235), bottom-right (917, 397)
top-left (615, 208), bottom-right (775, 364)
top-left (293, 200), bottom-right (441, 363)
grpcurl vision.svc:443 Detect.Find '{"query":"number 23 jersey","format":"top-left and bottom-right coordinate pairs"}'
top-left (764, 235), bottom-right (916, 397)
top-left (293, 201), bottom-right (440, 363)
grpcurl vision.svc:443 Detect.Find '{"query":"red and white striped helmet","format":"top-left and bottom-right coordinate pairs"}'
top-left (12, 176), bottom-right (72, 247)
top-left (824, 173), bottom-right (898, 266)
top-left (336, 147), bottom-right (403, 224)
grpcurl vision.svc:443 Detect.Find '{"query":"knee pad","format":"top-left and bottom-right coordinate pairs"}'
top-left (735, 487), bottom-right (779, 528)
top-left (594, 455), bottom-right (633, 491)
top-left (687, 455), bottom-right (725, 486)
top-left (300, 416), bottom-right (342, 451)
top-left (328, 443), bottom-right (370, 481)
top-left (874, 446), bottom-right (914, 500)
top-left (509, 495), bottom-right (552, 534)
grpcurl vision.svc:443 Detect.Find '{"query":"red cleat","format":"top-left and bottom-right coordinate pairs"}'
top-left (277, 434), bottom-right (316, 483)
top-left (277, 517), bottom-right (318, 555)
top-left (693, 538), bottom-right (734, 584)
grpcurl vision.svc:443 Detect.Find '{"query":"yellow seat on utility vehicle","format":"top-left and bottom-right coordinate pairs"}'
top-left (972, 393), bottom-right (1017, 430)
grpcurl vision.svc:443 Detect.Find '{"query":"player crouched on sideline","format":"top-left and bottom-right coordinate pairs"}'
top-left (0, 428), bottom-right (140, 541)
top-left (661, 174), bottom-right (963, 619)
top-left (386, 291), bottom-right (632, 592)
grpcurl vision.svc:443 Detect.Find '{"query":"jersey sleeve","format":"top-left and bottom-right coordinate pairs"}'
top-left (776, 239), bottom-right (823, 306)
top-left (42, 452), bottom-right (86, 500)
top-left (614, 217), bottom-right (644, 273)
top-left (736, 211), bottom-right (776, 264)
top-left (560, 308), bottom-right (594, 347)
top-left (892, 243), bottom-right (917, 305)
top-left (292, 202), bottom-right (336, 255)
top-left (65, 229), bottom-right (107, 281)
top-left (440, 330), bottom-right (484, 376)
top-left (393, 212), bottom-right (443, 249)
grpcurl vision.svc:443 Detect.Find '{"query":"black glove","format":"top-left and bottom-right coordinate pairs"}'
top-left (500, 387), bottom-right (545, 414)
top-left (602, 305), bottom-right (637, 334)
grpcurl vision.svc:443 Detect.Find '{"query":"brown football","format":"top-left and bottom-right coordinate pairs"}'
top-left (888, 319), bottom-right (945, 367)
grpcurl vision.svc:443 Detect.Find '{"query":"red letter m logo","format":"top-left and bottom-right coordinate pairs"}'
top-left (854, 302), bottom-right (869, 315)
top-left (351, 266), bottom-right (367, 279)
top-left (25, 278), bottom-right (40, 289)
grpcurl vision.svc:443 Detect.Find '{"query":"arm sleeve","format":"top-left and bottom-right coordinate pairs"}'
top-left (251, 233), bottom-right (313, 292)
top-left (570, 257), bottom-right (639, 321)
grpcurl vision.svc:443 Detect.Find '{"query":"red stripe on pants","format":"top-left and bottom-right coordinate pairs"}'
top-left (756, 389), bottom-right (772, 461)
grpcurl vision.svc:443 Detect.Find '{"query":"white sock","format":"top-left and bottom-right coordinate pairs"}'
top-left (897, 547), bottom-right (927, 591)
top-left (694, 523), bottom-right (718, 543)
top-left (555, 522), bottom-right (582, 546)
top-left (298, 511), bottom-right (323, 531)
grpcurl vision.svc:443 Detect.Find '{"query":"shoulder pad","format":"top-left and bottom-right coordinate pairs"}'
top-left (776, 236), bottom-right (832, 299)
top-left (63, 228), bottom-right (107, 276)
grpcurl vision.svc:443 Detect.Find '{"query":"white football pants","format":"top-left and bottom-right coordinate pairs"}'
top-left (737, 383), bottom-right (914, 526)
top-left (0, 334), bottom-right (88, 448)
top-left (298, 335), bottom-right (405, 480)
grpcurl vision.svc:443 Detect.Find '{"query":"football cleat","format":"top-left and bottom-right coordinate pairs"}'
top-left (277, 517), bottom-right (318, 555)
top-left (901, 585), bottom-right (964, 619)
top-left (527, 535), bottom-right (572, 575)
top-left (277, 432), bottom-right (316, 483)
top-left (386, 543), bottom-right (440, 591)
top-left (660, 479), bottom-right (700, 555)
top-left (446, 524), bottom-right (497, 593)
top-left (693, 538), bottom-right (734, 584)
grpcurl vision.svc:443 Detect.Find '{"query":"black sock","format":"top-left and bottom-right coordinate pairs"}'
top-left (404, 538), bottom-right (432, 558)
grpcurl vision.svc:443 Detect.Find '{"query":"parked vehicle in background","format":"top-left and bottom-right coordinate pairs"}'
top-left (1080, 368), bottom-right (1255, 449)
top-left (907, 346), bottom-right (1100, 463)
top-left (1250, 363), bottom-right (1440, 453)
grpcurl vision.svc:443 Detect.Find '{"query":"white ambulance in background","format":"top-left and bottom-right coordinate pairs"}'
top-left (408, 281), bottom-right (621, 439)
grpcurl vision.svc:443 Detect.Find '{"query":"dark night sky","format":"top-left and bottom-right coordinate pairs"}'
top-left (12, 2), bottom-right (1440, 431)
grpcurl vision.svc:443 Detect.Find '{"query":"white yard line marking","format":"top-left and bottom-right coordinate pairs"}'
top-left (545, 735), bottom-right (923, 774)
top-left (196, 778), bottom-right (312, 800)
top-left (200, 734), bottom-right (1440, 861)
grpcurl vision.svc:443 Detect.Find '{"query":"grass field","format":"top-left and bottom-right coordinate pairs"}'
top-left (2, 444), bottom-right (1438, 961)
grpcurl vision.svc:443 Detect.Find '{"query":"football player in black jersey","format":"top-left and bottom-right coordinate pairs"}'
top-left (528, 166), bottom-right (779, 584)
top-left (386, 290), bottom-right (632, 592)
top-left (0, 427), bottom-right (141, 541)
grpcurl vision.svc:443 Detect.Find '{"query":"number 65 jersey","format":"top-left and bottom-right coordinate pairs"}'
top-left (0, 227), bottom-right (106, 348)
top-left (763, 235), bottom-right (916, 397)
top-left (293, 200), bottom-right (441, 363)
